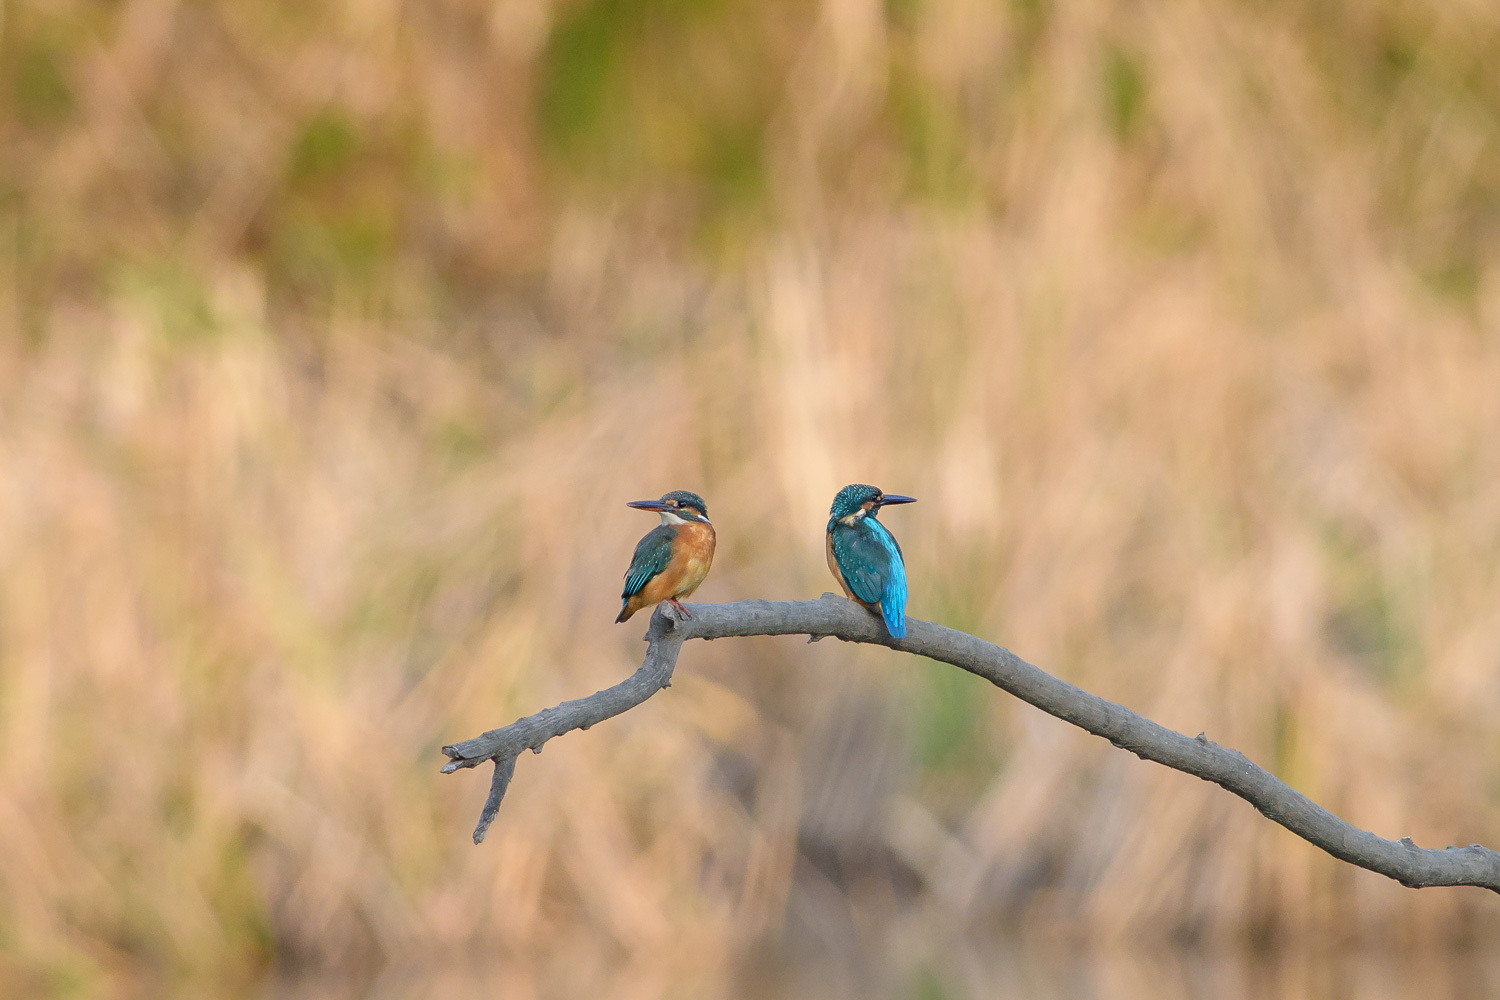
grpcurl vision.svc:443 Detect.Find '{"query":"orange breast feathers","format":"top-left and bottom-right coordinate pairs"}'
top-left (636, 520), bottom-right (716, 606)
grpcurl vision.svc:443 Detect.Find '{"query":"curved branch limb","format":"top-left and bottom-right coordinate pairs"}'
top-left (440, 607), bottom-right (687, 841)
top-left (441, 595), bottom-right (1500, 891)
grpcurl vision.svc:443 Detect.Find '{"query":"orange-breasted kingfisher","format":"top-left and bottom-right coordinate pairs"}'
top-left (616, 490), bottom-right (716, 623)
top-left (826, 483), bottom-right (916, 638)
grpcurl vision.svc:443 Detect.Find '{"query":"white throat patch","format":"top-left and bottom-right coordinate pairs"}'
top-left (659, 510), bottom-right (709, 527)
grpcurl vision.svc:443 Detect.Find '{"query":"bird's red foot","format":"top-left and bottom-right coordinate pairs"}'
top-left (667, 599), bottom-right (693, 619)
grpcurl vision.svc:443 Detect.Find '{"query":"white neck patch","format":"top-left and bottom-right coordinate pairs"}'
top-left (660, 510), bottom-right (709, 527)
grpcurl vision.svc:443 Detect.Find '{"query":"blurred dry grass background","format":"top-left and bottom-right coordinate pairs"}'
top-left (3, 0), bottom-right (1500, 996)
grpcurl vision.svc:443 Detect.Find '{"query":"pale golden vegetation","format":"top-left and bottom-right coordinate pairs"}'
top-left (2, 0), bottom-right (1500, 996)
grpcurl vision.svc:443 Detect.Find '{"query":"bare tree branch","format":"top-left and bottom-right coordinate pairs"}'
top-left (441, 595), bottom-right (1500, 892)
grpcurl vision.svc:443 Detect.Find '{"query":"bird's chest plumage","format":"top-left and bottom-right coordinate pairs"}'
top-left (660, 520), bottom-right (715, 597)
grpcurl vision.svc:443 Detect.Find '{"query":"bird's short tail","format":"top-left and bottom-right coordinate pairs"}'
top-left (615, 602), bottom-right (632, 623)
top-left (880, 602), bottom-right (906, 639)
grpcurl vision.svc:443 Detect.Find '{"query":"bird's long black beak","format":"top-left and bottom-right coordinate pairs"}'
top-left (879, 494), bottom-right (917, 506)
top-left (626, 499), bottom-right (671, 511)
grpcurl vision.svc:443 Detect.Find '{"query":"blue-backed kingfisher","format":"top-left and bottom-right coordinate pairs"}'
top-left (616, 490), bottom-right (716, 622)
top-left (826, 483), bottom-right (916, 638)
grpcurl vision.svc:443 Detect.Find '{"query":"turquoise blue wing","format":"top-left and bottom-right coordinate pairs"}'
top-left (831, 519), bottom-right (908, 637)
top-left (865, 518), bottom-right (908, 638)
top-left (623, 525), bottom-right (676, 598)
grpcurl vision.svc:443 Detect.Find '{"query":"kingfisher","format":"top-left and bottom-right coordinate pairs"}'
top-left (826, 483), bottom-right (916, 638)
top-left (616, 490), bottom-right (716, 623)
